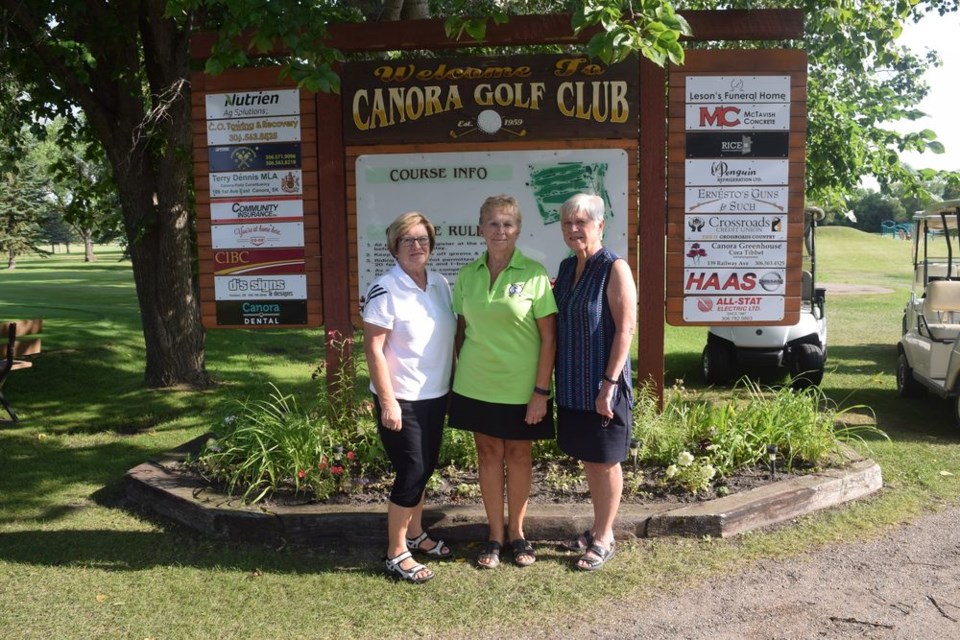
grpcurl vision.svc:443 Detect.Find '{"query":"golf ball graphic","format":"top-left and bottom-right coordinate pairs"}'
top-left (476, 109), bottom-right (503, 134)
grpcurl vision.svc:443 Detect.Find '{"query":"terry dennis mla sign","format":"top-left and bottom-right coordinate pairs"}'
top-left (209, 170), bottom-right (302, 198)
top-left (685, 214), bottom-right (787, 242)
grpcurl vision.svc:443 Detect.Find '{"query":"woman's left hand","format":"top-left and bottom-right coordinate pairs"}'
top-left (595, 383), bottom-right (616, 419)
top-left (525, 394), bottom-right (548, 425)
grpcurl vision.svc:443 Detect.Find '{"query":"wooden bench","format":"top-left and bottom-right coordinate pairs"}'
top-left (0, 319), bottom-right (43, 422)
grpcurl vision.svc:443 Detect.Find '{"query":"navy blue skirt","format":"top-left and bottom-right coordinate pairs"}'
top-left (556, 390), bottom-right (632, 463)
top-left (448, 392), bottom-right (555, 441)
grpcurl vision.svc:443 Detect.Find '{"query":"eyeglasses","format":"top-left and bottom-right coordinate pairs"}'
top-left (399, 236), bottom-right (430, 248)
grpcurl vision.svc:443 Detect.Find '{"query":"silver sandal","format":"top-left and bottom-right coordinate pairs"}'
top-left (384, 550), bottom-right (434, 584)
top-left (405, 531), bottom-right (452, 558)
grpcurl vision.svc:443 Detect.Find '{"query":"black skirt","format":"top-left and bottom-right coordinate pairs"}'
top-left (556, 390), bottom-right (632, 463)
top-left (448, 392), bottom-right (555, 441)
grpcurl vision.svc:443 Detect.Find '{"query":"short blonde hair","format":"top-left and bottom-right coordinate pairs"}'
top-left (479, 194), bottom-right (522, 227)
top-left (560, 193), bottom-right (606, 223)
top-left (385, 211), bottom-right (436, 257)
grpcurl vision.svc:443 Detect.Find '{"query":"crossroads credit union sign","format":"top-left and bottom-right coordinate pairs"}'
top-left (341, 53), bottom-right (639, 144)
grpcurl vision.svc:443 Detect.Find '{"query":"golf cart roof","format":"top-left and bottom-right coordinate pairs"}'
top-left (912, 200), bottom-right (960, 228)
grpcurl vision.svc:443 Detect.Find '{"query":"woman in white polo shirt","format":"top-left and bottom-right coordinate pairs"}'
top-left (362, 211), bottom-right (456, 584)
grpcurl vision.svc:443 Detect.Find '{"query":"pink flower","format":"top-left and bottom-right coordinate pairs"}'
top-left (297, 469), bottom-right (306, 479)
top-left (346, 451), bottom-right (356, 461)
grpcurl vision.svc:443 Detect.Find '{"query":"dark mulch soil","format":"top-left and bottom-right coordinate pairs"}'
top-left (184, 457), bottom-right (814, 509)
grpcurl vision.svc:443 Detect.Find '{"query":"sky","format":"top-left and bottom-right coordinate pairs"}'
top-left (894, 12), bottom-right (960, 173)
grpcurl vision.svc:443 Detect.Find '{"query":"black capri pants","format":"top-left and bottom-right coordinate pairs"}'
top-left (373, 393), bottom-right (448, 508)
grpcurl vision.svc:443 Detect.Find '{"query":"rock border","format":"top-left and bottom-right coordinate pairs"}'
top-left (124, 434), bottom-right (883, 545)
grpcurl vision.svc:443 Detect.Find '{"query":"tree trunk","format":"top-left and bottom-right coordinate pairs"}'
top-left (2, 0), bottom-right (211, 388)
top-left (82, 231), bottom-right (95, 262)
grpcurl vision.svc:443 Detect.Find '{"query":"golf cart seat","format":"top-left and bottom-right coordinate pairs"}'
top-left (920, 280), bottom-right (960, 341)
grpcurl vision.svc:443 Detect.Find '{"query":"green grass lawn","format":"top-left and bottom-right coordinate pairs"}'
top-left (3, 231), bottom-right (960, 640)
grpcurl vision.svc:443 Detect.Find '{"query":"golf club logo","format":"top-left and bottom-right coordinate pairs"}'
top-left (450, 109), bottom-right (527, 139)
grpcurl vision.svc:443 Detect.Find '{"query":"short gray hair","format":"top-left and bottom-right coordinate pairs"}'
top-left (560, 193), bottom-right (605, 223)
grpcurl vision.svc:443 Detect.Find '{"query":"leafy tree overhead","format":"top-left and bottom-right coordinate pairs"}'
top-left (1, 0), bottom-right (206, 387)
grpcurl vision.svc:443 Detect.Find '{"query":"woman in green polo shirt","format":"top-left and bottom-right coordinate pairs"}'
top-left (448, 194), bottom-right (558, 569)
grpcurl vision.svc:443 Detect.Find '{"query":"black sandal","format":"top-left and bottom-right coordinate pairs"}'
top-left (577, 542), bottom-right (616, 571)
top-left (559, 529), bottom-right (593, 552)
top-left (476, 540), bottom-right (501, 569)
top-left (510, 539), bottom-right (536, 567)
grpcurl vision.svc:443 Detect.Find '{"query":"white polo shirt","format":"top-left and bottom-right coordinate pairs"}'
top-left (362, 263), bottom-right (456, 401)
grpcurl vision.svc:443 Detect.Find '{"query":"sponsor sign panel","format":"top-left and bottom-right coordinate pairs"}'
top-left (683, 241), bottom-right (787, 268)
top-left (213, 248), bottom-right (306, 276)
top-left (209, 169), bottom-right (302, 198)
top-left (342, 53), bottom-right (639, 144)
top-left (211, 222), bottom-right (305, 249)
top-left (682, 295), bottom-right (785, 322)
top-left (685, 132), bottom-right (789, 158)
top-left (685, 159), bottom-right (788, 186)
top-left (685, 186), bottom-right (789, 214)
top-left (214, 274), bottom-right (308, 300)
top-left (211, 198), bottom-right (304, 223)
top-left (684, 214), bottom-right (787, 242)
top-left (208, 143), bottom-right (302, 172)
top-left (205, 89), bottom-right (301, 120)
top-left (206, 116), bottom-right (303, 146)
top-left (355, 149), bottom-right (629, 297)
top-left (216, 300), bottom-right (309, 326)
top-left (685, 76), bottom-right (791, 103)
top-left (683, 269), bottom-right (786, 295)
top-left (685, 103), bottom-right (790, 131)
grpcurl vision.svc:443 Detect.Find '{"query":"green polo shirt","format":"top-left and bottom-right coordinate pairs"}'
top-left (452, 248), bottom-right (558, 404)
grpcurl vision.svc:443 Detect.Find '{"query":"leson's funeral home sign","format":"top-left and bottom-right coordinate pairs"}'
top-left (342, 54), bottom-right (638, 144)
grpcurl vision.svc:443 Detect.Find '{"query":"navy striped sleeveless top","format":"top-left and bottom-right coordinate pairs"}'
top-left (554, 246), bottom-right (632, 411)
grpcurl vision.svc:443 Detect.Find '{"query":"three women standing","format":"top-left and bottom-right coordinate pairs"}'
top-left (448, 195), bottom-right (558, 569)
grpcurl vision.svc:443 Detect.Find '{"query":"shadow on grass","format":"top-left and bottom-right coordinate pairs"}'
top-left (0, 526), bottom-right (378, 573)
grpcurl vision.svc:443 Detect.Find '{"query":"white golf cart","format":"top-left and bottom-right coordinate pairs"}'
top-left (702, 206), bottom-right (827, 389)
top-left (896, 200), bottom-right (960, 423)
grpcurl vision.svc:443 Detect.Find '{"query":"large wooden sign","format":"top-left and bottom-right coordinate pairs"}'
top-left (666, 50), bottom-right (807, 326)
top-left (342, 54), bottom-right (638, 144)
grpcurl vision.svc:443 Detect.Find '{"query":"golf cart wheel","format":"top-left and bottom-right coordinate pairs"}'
top-left (790, 343), bottom-right (824, 390)
top-left (702, 342), bottom-right (735, 385)
top-left (896, 352), bottom-right (925, 398)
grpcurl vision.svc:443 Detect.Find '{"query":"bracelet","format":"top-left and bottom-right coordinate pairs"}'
top-left (602, 374), bottom-right (618, 385)
top-left (533, 386), bottom-right (550, 396)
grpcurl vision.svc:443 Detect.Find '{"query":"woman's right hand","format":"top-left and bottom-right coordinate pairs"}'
top-left (380, 398), bottom-right (402, 431)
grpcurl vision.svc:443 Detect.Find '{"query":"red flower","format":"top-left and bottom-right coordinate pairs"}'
top-left (319, 457), bottom-right (328, 471)
top-left (331, 465), bottom-right (344, 476)
top-left (297, 469), bottom-right (306, 479)
top-left (346, 451), bottom-right (356, 461)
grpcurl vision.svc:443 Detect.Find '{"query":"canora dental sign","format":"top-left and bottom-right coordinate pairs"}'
top-left (342, 53), bottom-right (638, 144)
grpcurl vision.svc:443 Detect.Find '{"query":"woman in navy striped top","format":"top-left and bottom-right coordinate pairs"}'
top-left (553, 193), bottom-right (637, 571)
